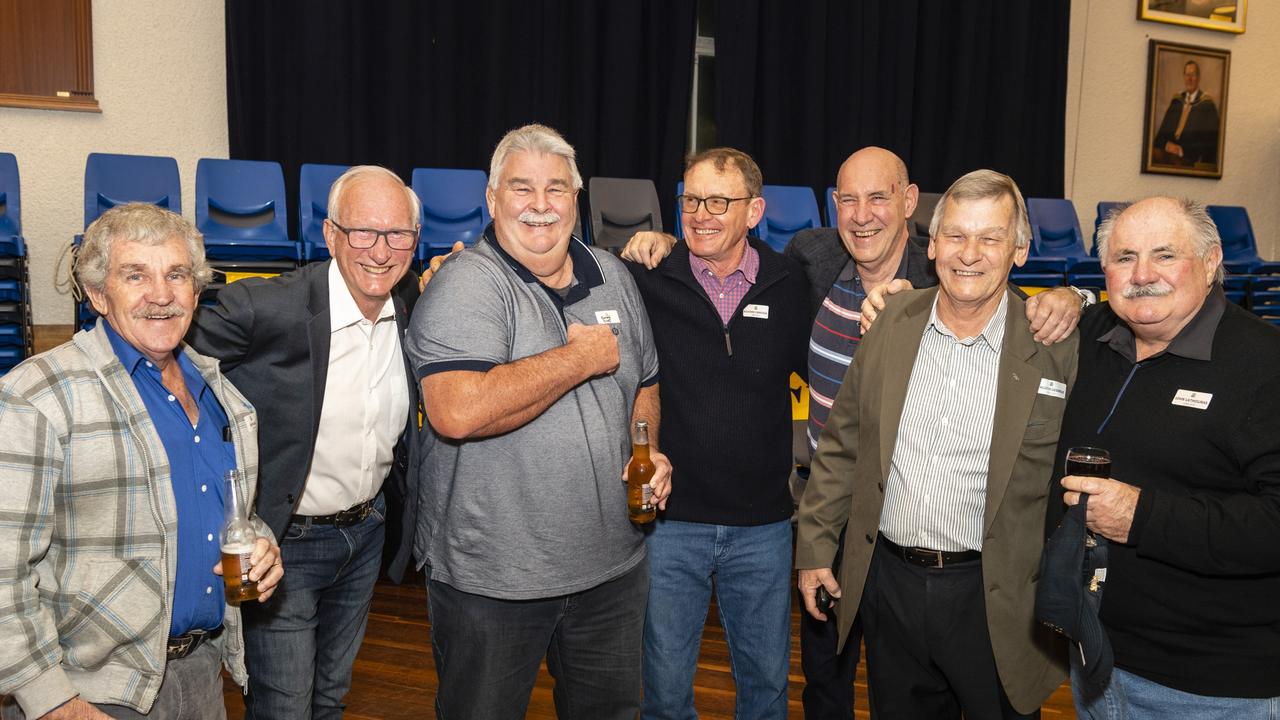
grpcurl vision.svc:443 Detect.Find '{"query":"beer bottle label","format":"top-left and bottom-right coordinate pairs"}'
top-left (642, 483), bottom-right (653, 510)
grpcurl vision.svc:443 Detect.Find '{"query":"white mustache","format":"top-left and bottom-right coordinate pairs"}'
top-left (133, 304), bottom-right (186, 319)
top-left (519, 210), bottom-right (561, 225)
top-left (1121, 282), bottom-right (1173, 299)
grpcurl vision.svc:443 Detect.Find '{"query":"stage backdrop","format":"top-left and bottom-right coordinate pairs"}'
top-left (226, 0), bottom-right (1068, 235)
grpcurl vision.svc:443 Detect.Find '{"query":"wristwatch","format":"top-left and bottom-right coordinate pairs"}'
top-left (1068, 285), bottom-right (1096, 311)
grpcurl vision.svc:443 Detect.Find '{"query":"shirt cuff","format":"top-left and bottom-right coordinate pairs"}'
top-left (11, 664), bottom-right (79, 720)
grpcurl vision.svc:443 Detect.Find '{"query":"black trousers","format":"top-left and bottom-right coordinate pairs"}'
top-left (798, 526), bottom-right (862, 719)
top-left (860, 540), bottom-right (1037, 720)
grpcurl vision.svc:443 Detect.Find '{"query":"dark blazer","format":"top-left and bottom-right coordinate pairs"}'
top-left (796, 287), bottom-right (1078, 714)
top-left (187, 261), bottom-right (420, 581)
top-left (783, 228), bottom-right (936, 323)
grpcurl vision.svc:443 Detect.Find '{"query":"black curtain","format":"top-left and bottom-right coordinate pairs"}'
top-left (226, 0), bottom-right (697, 238)
top-left (714, 0), bottom-right (1071, 199)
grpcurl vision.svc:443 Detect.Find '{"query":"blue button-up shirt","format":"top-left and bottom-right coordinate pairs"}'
top-left (104, 321), bottom-right (237, 635)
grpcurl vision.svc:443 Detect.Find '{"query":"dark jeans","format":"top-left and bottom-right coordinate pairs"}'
top-left (427, 557), bottom-right (649, 720)
top-left (1, 639), bottom-right (225, 720)
top-left (861, 540), bottom-right (1036, 720)
top-left (241, 495), bottom-right (386, 720)
top-left (799, 526), bottom-right (861, 720)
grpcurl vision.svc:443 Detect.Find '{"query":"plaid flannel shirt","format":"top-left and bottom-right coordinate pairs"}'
top-left (0, 323), bottom-right (261, 718)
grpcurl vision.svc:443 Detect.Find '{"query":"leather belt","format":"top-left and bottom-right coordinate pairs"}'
top-left (167, 626), bottom-right (222, 660)
top-left (290, 498), bottom-right (375, 528)
top-left (879, 533), bottom-right (980, 569)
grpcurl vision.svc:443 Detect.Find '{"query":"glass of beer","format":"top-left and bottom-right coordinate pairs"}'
top-left (221, 469), bottom-right (262, 605)
top-left (1065, 446), bottom-right (1111, 478)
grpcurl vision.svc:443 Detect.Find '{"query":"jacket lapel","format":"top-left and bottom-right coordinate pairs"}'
top-left (307, 262), bottom-right (332, 444)
top-left (878, 288), bottom-right (937, 480)
top-left (984, 291), bottom-right (1040, 534)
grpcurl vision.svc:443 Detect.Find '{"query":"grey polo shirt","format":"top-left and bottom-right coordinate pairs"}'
top-left (406, 230), bottom-right (659, 600)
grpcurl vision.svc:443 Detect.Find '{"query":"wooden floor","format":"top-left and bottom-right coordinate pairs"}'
top-left (221, 571), bottom-right (1079, 719)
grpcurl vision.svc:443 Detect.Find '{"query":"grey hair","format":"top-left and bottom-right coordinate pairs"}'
top-left (327, 165), bottom-right (421, 227)
top-left (488, 124), bottom-right (583, 191)
top-left (929, 169), bottom-right (1031, 248)
top-left (76, 202), bottom-right (213, 294)
top-left (1095, 197), bottom-right (1224, 284)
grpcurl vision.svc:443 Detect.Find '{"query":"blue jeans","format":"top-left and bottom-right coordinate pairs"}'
top-left (427, 557), bottom-right (649, 720)
top-left (241, 495), bottom-right (385, 720)
top-left (1073, 664), bottom-right (1280, 720)
top-left (641, 518), bottom-right (792, 720)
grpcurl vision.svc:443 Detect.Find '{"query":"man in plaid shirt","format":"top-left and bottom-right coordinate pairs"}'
top-left (0, 204), bottom-right (282, 720)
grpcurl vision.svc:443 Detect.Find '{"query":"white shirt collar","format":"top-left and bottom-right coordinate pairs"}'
top-left (328, 260), bottom-right (396, 332)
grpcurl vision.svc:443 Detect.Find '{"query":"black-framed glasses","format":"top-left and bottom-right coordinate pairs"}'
top-left (330, 221), bottom-right (419, 251)
top-left (677, 194), bottom-right (755, 215)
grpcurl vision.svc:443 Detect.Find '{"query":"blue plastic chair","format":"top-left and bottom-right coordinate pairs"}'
top-left (83, 153), bottom-right (181, 228)
top-left (1091, 201), bottom-right (1125, 251)
top-left (1206, 205), bottom-right (1280, 275)
top-left (757, 185), bottom-right (821, 252)
top-left (196, 158), bottom-right (300, 263)
top-left (0, 153), bottom-right (24, 257)
top-left (298, 163), bottom-right (350, 262)
top-left (824, 186), bottom-right (838, 227)
top-left (1026, 197), bottom-right (1103, 289)
top-left (411, 168), bottom-right (490, 261)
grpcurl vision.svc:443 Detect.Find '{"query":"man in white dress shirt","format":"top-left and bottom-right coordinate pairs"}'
top-left (189, 166), bottom-right (421, 719)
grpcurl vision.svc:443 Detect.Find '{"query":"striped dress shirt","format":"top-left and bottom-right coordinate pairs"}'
top-left (879, 294), bottom-right (1008, 552)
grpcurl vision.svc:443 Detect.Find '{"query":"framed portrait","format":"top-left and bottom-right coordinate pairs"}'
top-left (1141, 40), bottom-right (1230, 178)
top-left (1138, 0), bottom-right (1246, 34)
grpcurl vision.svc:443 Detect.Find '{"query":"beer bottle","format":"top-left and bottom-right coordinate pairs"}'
top-left (220, 469), bottom-right (262, 605)
top-left (627, 420), bottom-right (657, 524)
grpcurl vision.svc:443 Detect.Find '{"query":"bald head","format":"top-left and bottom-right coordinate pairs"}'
top-left (837, 147), bottom-right (909, 191)
top-left (830, 147), bottom-right (918, 275)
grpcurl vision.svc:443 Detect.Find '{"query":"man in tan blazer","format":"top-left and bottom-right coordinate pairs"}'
top-left (796, 169), bottom-right (1078, 719)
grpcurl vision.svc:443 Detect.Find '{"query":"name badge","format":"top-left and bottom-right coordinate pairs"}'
top-left (595, 310), bottom-right (621, 325)
top-left (1172, 389), bottom-right (1212, 410)
top-left (1037, 378), bottom-right (1067, 399)
top-left (743, 304), bottom-right (769, 319)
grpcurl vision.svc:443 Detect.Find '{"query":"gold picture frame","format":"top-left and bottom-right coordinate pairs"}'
top-left (1138, 0), bottom-right (1246, 34)
top-left (1141, 40), bottom-right (1230, 178)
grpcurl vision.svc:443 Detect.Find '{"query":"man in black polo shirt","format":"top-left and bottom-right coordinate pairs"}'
top-left (1052, 196), bottom-right (1280, 718)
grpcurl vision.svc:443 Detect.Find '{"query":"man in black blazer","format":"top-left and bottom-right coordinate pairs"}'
top-left (188, 165), bottom-right (420, 719)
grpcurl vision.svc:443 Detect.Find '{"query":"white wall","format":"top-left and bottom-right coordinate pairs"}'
top-left (0, 0), bottom-right (227, 324)
top-left (1065, 0), bottom-right (1280, 259)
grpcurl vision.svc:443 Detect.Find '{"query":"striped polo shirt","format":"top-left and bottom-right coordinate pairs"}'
top-left (806, 253), bottom-right (909, 457)
top-left (880, 294), bottom-right (1008, 552)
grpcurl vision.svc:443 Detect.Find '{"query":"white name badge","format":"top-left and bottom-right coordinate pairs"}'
top-left (1172, 389), bottom-right (1212, 410)
top-left (1037, 378), bottom-right (1067, 399)
top-left (743, 304), bottom-right (770, 319)
top-left (595, 310), bottom-right (621, 325)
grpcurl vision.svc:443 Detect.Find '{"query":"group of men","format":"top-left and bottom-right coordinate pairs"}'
top-left (0, 120), bottom-right (1276, 720)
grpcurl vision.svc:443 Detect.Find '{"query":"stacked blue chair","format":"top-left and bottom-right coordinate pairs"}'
top-left (1250, 275), bottom-right (1280, 327)
top-left (0, 152), bottom-right (31, 374)
top-left (1205, 205), bottom-right (1280, 275)
top-left (1025, 197), bottom-right (1097, 289)
top-left (77, 153), bottom-right (183, 328)
top-left (196, 159), bottom-right (300, 264)
top-left (299, 163), bottom-right (350, 262)
top-left (824, 186), bottom-right (837, 227)
top-left (411, 168), bottom-right (490, 262)
top-left (84, 152), bottom-right (181, 225)
top-left (196, 158), bottom-right (301, 306)
top-left (757, 185), bottom-right (821, 252)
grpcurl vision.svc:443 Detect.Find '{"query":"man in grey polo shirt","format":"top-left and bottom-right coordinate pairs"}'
top-left (405, 124), bottom-right (672, 720)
